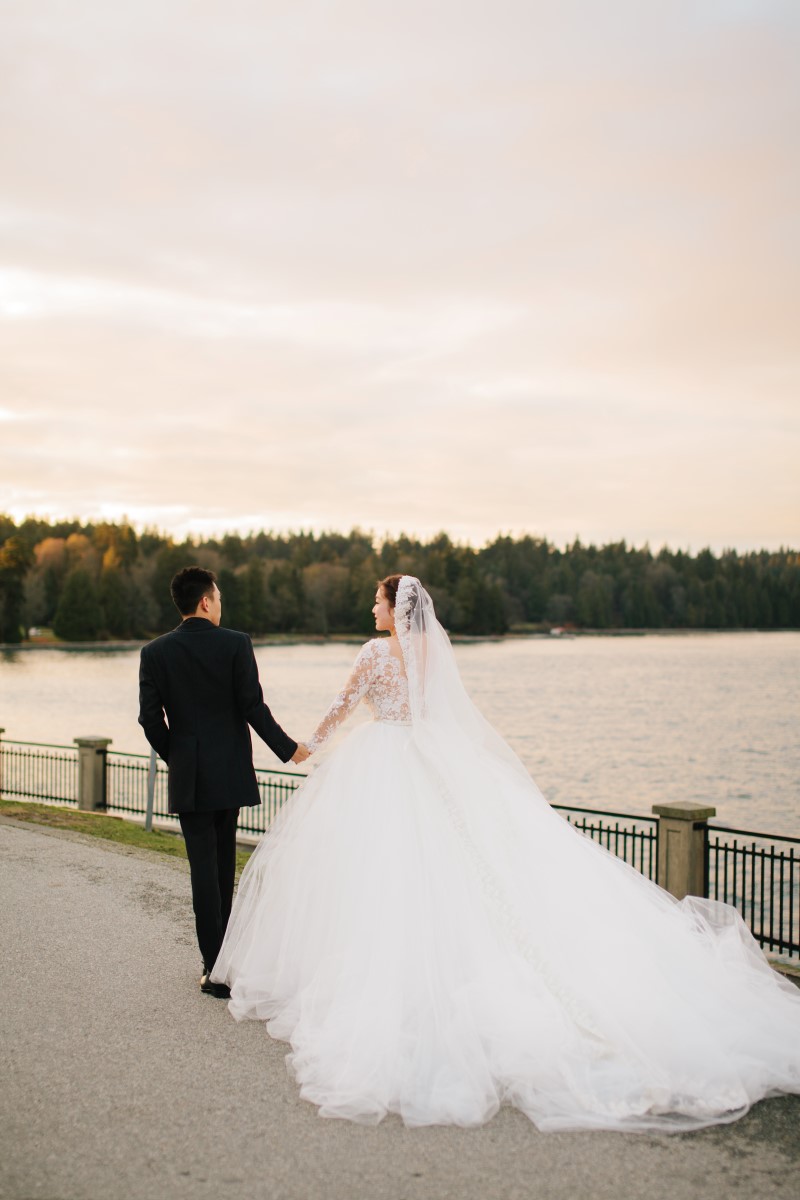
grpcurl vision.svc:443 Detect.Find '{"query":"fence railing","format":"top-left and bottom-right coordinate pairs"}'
top-left (0, 738), bottom-right (78, 805)
top-left (105, 748), bottom-right (304, 835)
top-left (708, 824), bottom-right (800, 961)
top-left (106, 749), bottom-right (171, 821)
top-left (1, 735), bottom-right (797, 961)
top-left (552, 804), bottom-right (658, 881)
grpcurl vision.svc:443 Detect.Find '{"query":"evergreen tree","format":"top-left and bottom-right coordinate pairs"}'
top-left (53, 568), bottom-right (104, 641)
top-left (218, 568), bottom-right (252, 632)
top-left (267, 563), bottom-right (305, 632)
top-left (576, 571), bottom-right (614, 629)
top-left (0, 516), bottom-right (797, 639)
top-left (100, 566), bottom-right (130, 637)
top-left (246, 559), bottom-right (271, 632)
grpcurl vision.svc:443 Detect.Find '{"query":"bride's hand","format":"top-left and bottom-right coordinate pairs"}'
top-left (291, 742), bottom-right (311, 764)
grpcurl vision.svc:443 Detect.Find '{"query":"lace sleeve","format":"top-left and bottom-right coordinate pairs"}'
top-left (307, 642), bottom-right (378, 752)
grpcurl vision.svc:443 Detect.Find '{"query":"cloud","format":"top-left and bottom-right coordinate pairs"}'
top-left (0, 1), bottom-right (798, 550)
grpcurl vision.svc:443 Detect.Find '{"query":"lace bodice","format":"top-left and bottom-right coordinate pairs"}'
top-left (308, 639), bottom-right (411, 752)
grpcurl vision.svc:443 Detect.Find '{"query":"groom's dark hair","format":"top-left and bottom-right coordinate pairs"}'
top-left (171, 566), bottom-right (218, 616)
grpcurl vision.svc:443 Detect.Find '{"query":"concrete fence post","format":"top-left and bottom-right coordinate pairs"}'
top-left (652, 801), bottom-right (716, 900)
top-left (0, 727), bottom-right (4, 798)
top-left (74, 737), bottom-right (112, 811)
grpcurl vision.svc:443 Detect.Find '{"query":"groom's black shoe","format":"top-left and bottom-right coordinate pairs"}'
top-left (200, 970), bottom-right (231, 999)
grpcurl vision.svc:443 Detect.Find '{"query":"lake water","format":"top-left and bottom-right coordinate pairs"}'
top-left (1, 633), bottom-right (798, 836)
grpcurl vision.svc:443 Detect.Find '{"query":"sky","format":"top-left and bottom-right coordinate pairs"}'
top-left (1, 0), bottom-right (798, 552)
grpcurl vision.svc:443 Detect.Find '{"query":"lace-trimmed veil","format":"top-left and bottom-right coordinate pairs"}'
top-left (394, 576), bottom-right (530, 784)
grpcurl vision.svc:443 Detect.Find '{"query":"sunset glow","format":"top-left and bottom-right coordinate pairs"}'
top-left (1, 1), bottom-right (798, 551)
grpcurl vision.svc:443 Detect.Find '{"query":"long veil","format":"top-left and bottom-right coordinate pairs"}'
top-left (393, 575), bottom-right (642, 1040)
top-left (393, 574), bottom-right (800, 1075)
top-left (395, 574), bottom-right (533, 786)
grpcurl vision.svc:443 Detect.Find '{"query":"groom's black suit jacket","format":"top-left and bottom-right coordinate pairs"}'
top-left (138, 617), bottom-right (297, 814)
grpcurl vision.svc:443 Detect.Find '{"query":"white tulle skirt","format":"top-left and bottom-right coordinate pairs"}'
top-left (212, 720), bottom-right (800, 1131)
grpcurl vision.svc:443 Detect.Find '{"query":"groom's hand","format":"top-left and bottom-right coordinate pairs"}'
top-left (291, 743), bottom-right (311, 764)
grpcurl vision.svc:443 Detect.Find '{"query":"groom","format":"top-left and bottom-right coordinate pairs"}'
top-left (138, 566), bottom-right (309, 998)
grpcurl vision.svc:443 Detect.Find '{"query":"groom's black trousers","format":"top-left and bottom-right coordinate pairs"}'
top-left (179, 808), bottom-right (240, 972)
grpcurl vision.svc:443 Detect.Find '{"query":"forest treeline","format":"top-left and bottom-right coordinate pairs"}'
top-left (0, 514), bottom-right (798, 643)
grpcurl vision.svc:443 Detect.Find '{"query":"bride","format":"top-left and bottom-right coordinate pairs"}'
top-left (212, 574), bottom-right (800, 1131)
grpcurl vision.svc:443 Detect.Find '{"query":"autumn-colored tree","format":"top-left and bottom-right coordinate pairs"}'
top-left (0, 516), bottom-right (797, 639)
top-left (0, 536), bottom-right (34, 642)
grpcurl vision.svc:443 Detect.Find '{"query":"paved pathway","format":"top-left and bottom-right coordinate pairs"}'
top-left (1, 817), bottom-right (798, 1200)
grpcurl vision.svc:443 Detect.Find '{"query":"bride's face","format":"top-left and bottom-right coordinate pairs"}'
top-left (372, 587), bottom-right (395, 632)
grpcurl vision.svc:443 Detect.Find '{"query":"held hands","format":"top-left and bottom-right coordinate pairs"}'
top-left (291, 742), bottom-right (312, 764)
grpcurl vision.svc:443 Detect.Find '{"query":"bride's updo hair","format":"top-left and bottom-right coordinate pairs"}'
top-left (378, 574), bottom-right (403, 608)
top-left (379, 574), bottom-right (420, 634)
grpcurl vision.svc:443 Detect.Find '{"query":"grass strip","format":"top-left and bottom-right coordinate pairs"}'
top-left (0, 798), bottom-right (253, 875)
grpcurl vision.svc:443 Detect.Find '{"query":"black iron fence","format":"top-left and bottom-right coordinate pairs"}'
top-left (105, 748), bottom-right (303, 835)
top-left (0, 739), bottom-right (78, 805)
top-left (1, 736), bottom-right (797, 960)
top-left (552, 804), bottom-right (658, 881)
top-left (250, 771), bottom-right (304, 834)
top-left (0, 739), bottom-right (304, 833)
top-left (708, 824), bottom-right (800, 962)
top-left (106, 749), bottom-right (170, 821)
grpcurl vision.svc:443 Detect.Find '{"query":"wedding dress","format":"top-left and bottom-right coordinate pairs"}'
top-left (212, 577), bottom-right (800, 1131)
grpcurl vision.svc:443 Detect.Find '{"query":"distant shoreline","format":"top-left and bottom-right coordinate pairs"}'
top-left (2, 628), bottom-right (797, 653)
